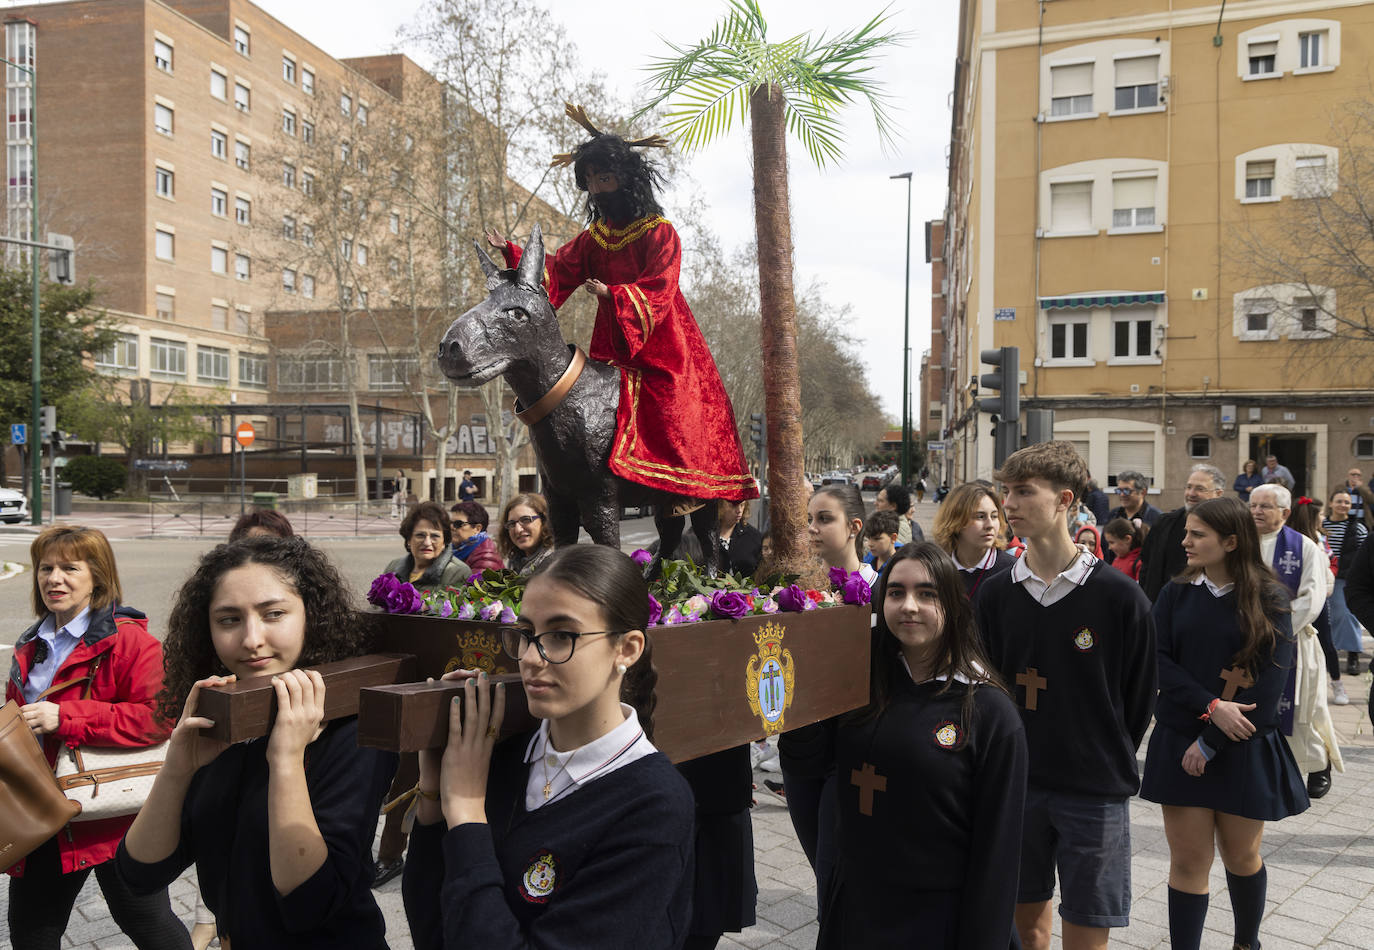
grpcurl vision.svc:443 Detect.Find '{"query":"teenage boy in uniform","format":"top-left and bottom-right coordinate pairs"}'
top-left (975, 442), bottom-right (1157, 950)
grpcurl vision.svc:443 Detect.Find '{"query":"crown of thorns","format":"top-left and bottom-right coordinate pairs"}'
top-left (550, 103), bottom-right (670, 168)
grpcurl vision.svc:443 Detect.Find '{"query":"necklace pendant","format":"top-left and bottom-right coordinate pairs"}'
top-left (543, 781), bottom-right (552, 800)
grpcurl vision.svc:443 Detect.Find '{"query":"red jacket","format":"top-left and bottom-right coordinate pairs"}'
top-left (1110, 547), bottom-right (1143, 581)
top-left (5, 605), bottom-right (170, 876)
top-left (462, 536), bottom-right (505, 574)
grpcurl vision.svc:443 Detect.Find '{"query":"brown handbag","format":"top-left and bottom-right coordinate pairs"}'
top-left (0, 698), bottom-right (82, 868)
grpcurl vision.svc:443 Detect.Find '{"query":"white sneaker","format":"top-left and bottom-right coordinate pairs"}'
top-left (749, 742), bottom-right (766, 770)
top-left (1333, 681), bottom-right (1350, 705)
top-left (758, 753), bottom-right (782, 773)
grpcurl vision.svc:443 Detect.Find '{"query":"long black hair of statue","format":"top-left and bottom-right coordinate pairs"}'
top-left (571, 134), bottom-right (665, 224)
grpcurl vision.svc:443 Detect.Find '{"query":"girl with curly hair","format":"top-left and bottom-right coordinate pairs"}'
top-left (117, 536), bottom-right (397, 948)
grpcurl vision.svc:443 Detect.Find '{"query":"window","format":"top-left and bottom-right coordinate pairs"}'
top-left (1291, 294), bottom-right (1327, 336)
top-left (155, 291), bottom-right (175, 321)
top-left (1245, 297), bottom-right (1275, 335)
top-left (1248, 39), bottom-right (1277, 76)
top-left (209, 187), bottom-right (226, 216)
top-left (235, 140), bottom-right (251, 170)
top-left (359, 289), bottom-right (368, 307)
top-left (357, 151), bottom-right (368, 173)
top-left (278, 356), bottom-right (346, 391)
top-left (233, 25), bottom-right (250, 56)
top-left (95, 333), bottom-right (138, 373)
top-left (154, 38), bottom-right (173, 72)
top-left (357, 243), bottom-right (368, 266)
top-left (301, 68), bottom-right (314, 95)
top-left (211, 129), bottom-right (228, 159)
top-left (283, 268), bottom-right (297, 294)
top-left (282, 109), bottom-right (296, 136)
top-left (155, 167), bottom-right (173, 198)
top-left (235, 308), bottom-right (252, 334)
top-left (301, 273), bottom-right (315, 298)
top-left (1112, 309), bottom-right (1154, 359)
top-left (341, 190), bottom-right (352, 213)
top-left (388, 257), bottom-right (400, 276)
top-left (239, 353), bottom-right (268, 388)
top-left (235, 196), bottom-right (251, 225)
top-left (357, 104), bottom-right (368, 126)
top-left (1049, 180), bottom-right (1092, 232)
top-left (1107, 439), bottom-right (1154, 483)
top-left (282, 56), bottom-right (296, 84)
top-left (369, 354), bottom-right (418, 391)
top-left (282, 162), bottom-right (295, 188)
top-left (1049, 315), bottom-right (1089, 360)
top-left (234, 82), bottom-right (249, 111)
top-left (341, 285), bottom-right (354, 306)
top-left (340, 141), bottom-right (351, 163)
top-left (1245, 160), bottom-right (1275, 199)
top-left (340, 92), bottom-right (352, 116)
top-left (235, 253), bottom-right (251, 281)
top-left (1111, 177), bottom-right (1156, 229)
top-left (282, 215), bottom-right (296, 240)
top-left (211, 304), bottom-right (228, 330)
top-left (211, 245), bottom-right (228, 274)
top-left (1300, 31), bottom-right (1325, 69)
top-left (150, 338), bottom-right (187, 378)
top-left (1049, 63), bottom-right (1093, 117)
top-left (302, 120), bottom-right (314, 144)
top-left (155, 228), bottom-right (174, 261)
top-left (1188, 435), bottom-right (1212, 458)
top-left (154, 103), bottom-right (173, 135)
top-left (1295, 155), bottom-right (1329, 197)
top-left (389, 212), bottom-right (400, 234)
top-left (1355, 435), bottom-right (1374, 459)
top-left (341, 237), bottom-right (353, 260)
top-left (1113, 56), bottom-right (1159, 111)
top-left (197, 345), bottom-right (229, 383)
top-left (302, 223), bottom-right (315, 247)
top-left (302, 171), bottom-right (314, 195)
top-left (210, 69), bottom-right (226, 100)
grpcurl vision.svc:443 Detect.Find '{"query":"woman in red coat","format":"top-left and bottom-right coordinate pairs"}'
top-left (448, 500), bottom-right (505, 575)
top-left (5, 526), bottom-right (186, 950)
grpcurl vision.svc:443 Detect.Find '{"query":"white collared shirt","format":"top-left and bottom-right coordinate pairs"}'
top-left (523, 703), bottom-right (657, 810)
top-left (22, 607), bottom-right (93, 703)
top-left (1191, 573), bottom-right (1235, 598)
top-left (897, 652), bottom-right (980, 685)
top-left (1010, 546), bottom-right (1098, 607)
top-left (953, 547), bottom-right (998, 573)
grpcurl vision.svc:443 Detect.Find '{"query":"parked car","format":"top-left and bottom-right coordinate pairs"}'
top-left (0, 487), bottom-right (28, 523)
top-left (821, 470), bottom-right (852, 486)
top-left (860, 472), bottom-right (885, 491)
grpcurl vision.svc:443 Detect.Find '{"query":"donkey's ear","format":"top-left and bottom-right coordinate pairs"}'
top-left (515, 223), bottom-right (545, 290)
top-left (473, 240), bottom-right (500, 279)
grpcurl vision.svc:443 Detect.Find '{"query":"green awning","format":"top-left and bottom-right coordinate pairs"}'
top-left (1038, 292), bottom-right (1165, 310)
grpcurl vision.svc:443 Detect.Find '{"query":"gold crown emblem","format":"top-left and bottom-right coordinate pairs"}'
top-left (753, 621), bottom-right (787, 651)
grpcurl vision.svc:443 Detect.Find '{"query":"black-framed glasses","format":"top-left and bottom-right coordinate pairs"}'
top-left (504, 514), bottom-right (542, 531)
top-left (499, 626), bottom-right (619, 664)
top-left (449, 519), bottom-right (477, 529)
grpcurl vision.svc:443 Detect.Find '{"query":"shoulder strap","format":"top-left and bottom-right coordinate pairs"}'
top-left (34, 652), bottom-right (104, 702)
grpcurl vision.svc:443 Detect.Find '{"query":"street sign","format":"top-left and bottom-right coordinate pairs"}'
top-left (927, 440), bottom-right (945, 452)
top-left (10, 423), bottom-right (25, 445)
top-left (235, 422), bottom-right (255, 447)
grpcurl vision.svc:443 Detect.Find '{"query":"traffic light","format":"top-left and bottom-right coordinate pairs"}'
top-left (978, 347), bottom-right (1020, 422)
top-left (40, 405), bottom-right (55, 440)
top-left (748, 412), bottom-right (766, 454)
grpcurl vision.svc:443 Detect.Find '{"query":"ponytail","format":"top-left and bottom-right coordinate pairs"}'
top-left (620, 633), bottom-right (658, 742)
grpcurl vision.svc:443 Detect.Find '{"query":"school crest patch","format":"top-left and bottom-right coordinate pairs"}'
top-left (519, 851), bottom-right (558, 904)
top-left (1072, 627), bottom-right (1095, 652)
top-left (932, 721), bottom-right (962, 750)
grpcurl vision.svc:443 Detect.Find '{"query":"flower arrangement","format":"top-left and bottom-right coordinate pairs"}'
top-left (366, 552), bottom-right (873, 624)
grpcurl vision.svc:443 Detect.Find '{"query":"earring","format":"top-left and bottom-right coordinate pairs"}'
top-left (616, 663), bottom-right (628, 675)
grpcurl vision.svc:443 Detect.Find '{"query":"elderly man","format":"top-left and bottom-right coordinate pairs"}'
top-left (1138, 464), bottom-right (1226, 600)
top-left (1251, 483), bottom-right (1343, 798)
top-left (1260, 454), bottom-right (1296, 490)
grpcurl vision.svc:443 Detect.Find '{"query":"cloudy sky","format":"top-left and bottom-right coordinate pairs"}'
top-left (259, 1), bottom-right (958, 420)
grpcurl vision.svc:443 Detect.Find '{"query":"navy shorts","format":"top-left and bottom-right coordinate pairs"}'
top-left (1018, 785), bottom-right (1132, 929)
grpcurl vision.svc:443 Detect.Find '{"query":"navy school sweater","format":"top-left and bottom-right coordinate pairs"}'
top-left (402, 730), bottom-right (696, 950)
top-left (974, 561), bottom-right (1157, 797)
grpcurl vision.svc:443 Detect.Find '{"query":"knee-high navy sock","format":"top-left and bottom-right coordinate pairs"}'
top-left (1227, 864), bottom-right (1267, 949)
top-left (1168, 886), bottom-right (1209, 950)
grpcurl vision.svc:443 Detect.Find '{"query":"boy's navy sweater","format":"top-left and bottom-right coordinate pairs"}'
top-left (975, 561), bottom-right (1156, 797)
top-left (403, 730), bottom-right (695, 950)
top-left (116, 717), bottom-right (397, 949)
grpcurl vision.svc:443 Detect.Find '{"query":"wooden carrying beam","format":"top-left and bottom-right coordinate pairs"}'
top-left (356, 675), bottom-right (536, 753)
top-left (197, 654), bottom-right (416, 744)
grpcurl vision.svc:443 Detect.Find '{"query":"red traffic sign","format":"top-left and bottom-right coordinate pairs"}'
top-left (235, 422), bottom-right (255, 447)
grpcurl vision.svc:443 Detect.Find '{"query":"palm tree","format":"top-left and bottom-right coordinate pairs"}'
top-left (639, 0), bottom-right (904, 573)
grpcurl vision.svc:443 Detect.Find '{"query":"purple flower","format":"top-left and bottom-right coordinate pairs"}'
top-left (759, 597), bottom-right (779, 614)
top-left (710, 590), bottom-right (751, 620)
top-left (384, 581), bottom-right (424, 614)
top-left (630, 548), bottom-right (653, 566)
top-left (367, 573), bottom-right (401, 607)
top-left (439, 599), bottom-right (454, 619)
top-left (499, 605), bottom-right (517, 623)
top-left (664, 605), bottom-right (685, 625)
top-left (457, 602), bottom-right (476, 621)
top-left (776, 584), bottom-right (809, 613)
top-left (841, 575), bottom-right (872, 607)
top-left (647, 593), bottom-right (663, 626)
top-left (828, 566), bottom-right (850, 589)
top-left (480, 601), bottom-right (503, 622)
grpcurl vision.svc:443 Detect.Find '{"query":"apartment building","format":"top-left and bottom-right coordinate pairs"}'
top-left (938, 0), bottom-right (1374, 502)
top-left (921, 217), bottom-right (949, 482)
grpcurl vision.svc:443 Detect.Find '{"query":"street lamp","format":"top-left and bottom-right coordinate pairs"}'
top-left (890, 171), bottom-right (913, 487)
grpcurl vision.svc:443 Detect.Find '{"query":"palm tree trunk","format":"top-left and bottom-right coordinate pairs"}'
top-left (750, 83), bottom-right (808, 573)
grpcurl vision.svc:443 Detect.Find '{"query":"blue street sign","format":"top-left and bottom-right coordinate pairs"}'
top-left (10, 423), bottom-right (25, 445)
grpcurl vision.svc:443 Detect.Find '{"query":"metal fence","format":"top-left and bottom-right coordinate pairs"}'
top-left (147, 498), bottom-right (405, 538)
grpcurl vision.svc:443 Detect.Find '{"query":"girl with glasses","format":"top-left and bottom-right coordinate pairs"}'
top-left (402, 545), bottom-right (694, 949)
top-left (497, 493), bottom-right (555, 576)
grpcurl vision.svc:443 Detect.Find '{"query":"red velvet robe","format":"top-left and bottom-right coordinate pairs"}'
top-left (505, 216), bottom-right (758, 501)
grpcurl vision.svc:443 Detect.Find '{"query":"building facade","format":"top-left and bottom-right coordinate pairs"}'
top-left (938, 0), bottom-right (1374, 506)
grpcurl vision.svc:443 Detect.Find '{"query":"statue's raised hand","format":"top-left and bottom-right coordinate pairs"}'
top-left (483, 227), bottom-right (507, 252)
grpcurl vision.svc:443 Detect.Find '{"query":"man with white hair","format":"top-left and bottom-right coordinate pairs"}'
top-left (1138, 464), bottom-right (1226, 600)
top-left (1250, 483), bottom-right (1343, 798)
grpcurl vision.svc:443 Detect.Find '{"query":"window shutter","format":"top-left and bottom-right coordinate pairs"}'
top-left (1108, 439), bottom-right (1154, 480)
top-left (1115, 56), bottom-right (1158, 87)
top-left (1248, 40), bottom-right (1277, 58)
top-left (1067, 439), bottom-right (1091, 464)
top-left (1051, 63), bottom-right (1092, 98)
top-left (1247, 296), bottom-right (1276, 315)
top-left (1246, 160), bottom-right (1275, 181)
top-left (1051, 181), bottom-right (1093, 231)
top-left (1113, 176), bottom-right (1156, 210)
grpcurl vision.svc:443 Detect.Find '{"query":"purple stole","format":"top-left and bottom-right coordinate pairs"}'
top-left (1271, 526), bottom-right (1304, 735)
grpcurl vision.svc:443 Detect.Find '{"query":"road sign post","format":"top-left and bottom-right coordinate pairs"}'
top-left (235, 422), bottom-right (255, 516)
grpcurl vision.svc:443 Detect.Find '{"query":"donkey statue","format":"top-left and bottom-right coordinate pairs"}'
top-left (436, 225), bottom-right (720, 574)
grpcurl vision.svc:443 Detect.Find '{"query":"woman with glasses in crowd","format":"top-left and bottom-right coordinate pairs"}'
top-left (384, 501), bottom-right (472, 592)
top-left (498, 493), bottom-right (556, 576)
top-left (402, 545), bottom-right (694, 949)
top-left (448, 500), bottom-right (505, 574)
